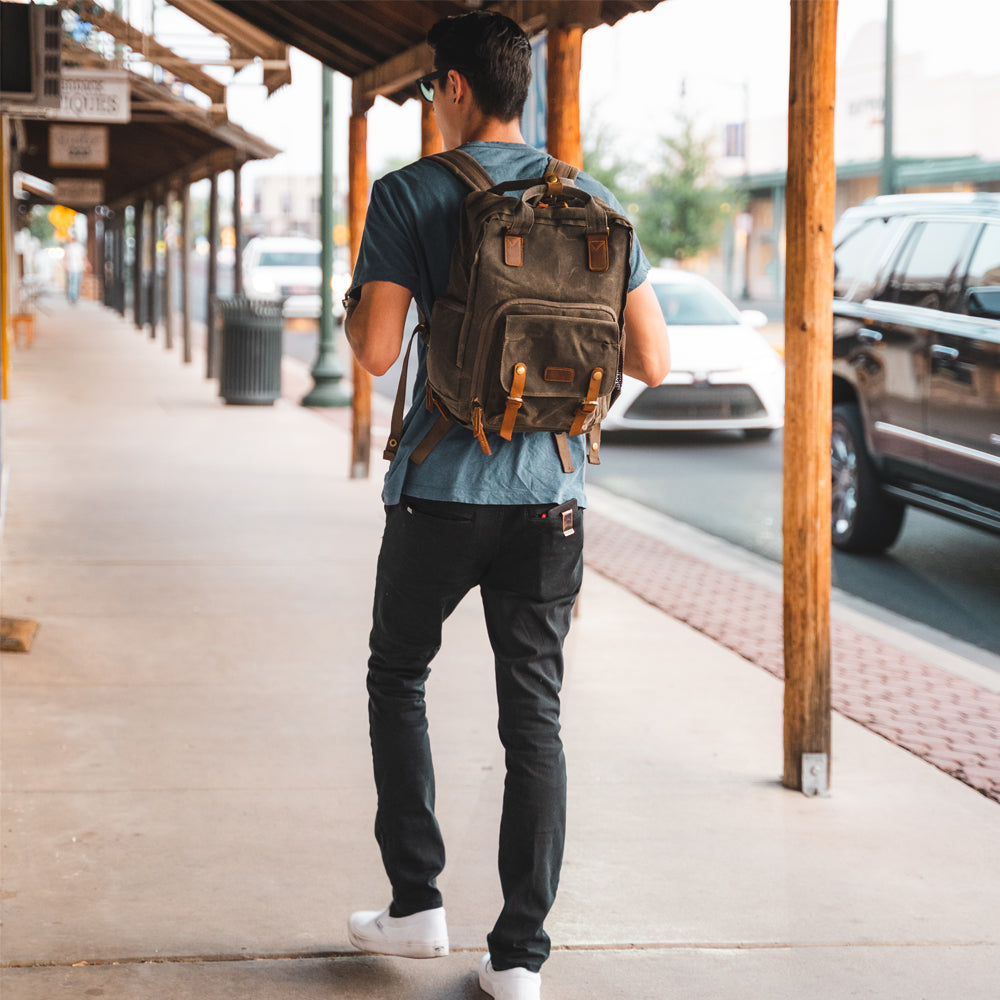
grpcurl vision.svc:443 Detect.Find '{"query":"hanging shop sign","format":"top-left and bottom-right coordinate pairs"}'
top-left (54, 178), bottom-right (106, 207)
top-left (54, 69), bottom-right (130, 124)
top-left (49, 124), bottom-right (110, 168)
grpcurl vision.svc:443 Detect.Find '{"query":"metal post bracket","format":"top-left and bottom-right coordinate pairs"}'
top-left (801, 753), bottom-right (830, 797)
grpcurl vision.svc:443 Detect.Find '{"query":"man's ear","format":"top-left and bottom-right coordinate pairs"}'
top-left (447, 68), bottom-right (469, 103)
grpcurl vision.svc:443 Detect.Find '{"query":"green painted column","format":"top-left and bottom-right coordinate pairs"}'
top-left (303, 65), bottom-right (350, 407)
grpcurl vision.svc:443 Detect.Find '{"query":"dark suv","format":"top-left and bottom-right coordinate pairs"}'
top-left (831, 193), bottom-right (1000, 552)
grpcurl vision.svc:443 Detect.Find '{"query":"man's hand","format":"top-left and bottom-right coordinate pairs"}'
top-left (344, 280), bottom-right (413, 376)
top-left (622, 279), bottom-right (671, 387)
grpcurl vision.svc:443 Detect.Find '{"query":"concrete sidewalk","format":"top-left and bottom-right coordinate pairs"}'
top-left (1, 300), bottom-right (998, 999)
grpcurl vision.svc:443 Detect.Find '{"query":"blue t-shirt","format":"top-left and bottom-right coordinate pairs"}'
top-left (350, 141), bottom-right (650, 507)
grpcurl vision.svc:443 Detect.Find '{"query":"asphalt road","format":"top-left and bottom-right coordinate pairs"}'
top-left (589, 429), bottom-right (1000, 662)
top-left (179, 263), bottom-right (1000, 662)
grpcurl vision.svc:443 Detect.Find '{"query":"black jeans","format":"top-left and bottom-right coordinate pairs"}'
top-left (366, 496), bottom-right (584, 973)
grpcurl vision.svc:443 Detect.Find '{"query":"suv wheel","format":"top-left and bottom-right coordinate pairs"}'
top-left (831, 402), bottom-right (906, 553)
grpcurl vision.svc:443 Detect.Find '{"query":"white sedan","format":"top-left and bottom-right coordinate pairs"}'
top-left (242, 236), bottom-right (348, 320)
top-left (604, 268), bottom-right (785, 440)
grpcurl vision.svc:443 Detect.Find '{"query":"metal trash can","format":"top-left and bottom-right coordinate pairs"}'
top-left (217, 296), bottom-right (284, 405)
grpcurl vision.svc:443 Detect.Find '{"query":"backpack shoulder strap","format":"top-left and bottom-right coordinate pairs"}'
top-left (429, 149), bottom-right (496, 191)
top-left (545, 157), bottom-right (580, 180)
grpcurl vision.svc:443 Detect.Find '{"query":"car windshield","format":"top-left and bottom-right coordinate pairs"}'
top-left (258, 251), bottom-right (319, 268)
top-left (653, 283), bottom-right (738, 325)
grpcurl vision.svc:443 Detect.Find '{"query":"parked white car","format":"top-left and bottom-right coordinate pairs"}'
top-left (603, 268), bottom-right (785, 439)
top-left (243, 236), bottom-right (339, 319)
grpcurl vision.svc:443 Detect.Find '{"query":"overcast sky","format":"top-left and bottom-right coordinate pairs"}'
top-left (210, 0), bottom-right (1000, 191)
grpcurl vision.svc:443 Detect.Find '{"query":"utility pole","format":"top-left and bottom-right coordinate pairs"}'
top-left (881, 0), bottom-right (895, 195)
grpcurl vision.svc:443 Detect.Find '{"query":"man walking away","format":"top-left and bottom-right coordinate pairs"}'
top-left (344, 11), bottom-right (670, 999)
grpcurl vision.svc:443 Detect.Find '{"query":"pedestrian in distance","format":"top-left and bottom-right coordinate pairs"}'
top-left (64, 232), bottom-right (86, 305)
top-left (343, 10), bottom-right (670, 999)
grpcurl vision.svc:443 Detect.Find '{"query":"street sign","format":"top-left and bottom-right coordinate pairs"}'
top-left (54, 178), bottom-right (105, 207)
top-left (48, 204), bottom-right (77, 239)
top-left (54, 69), bottom-right (130, 124)
top-left (49, 125), bottom-right (109, 168)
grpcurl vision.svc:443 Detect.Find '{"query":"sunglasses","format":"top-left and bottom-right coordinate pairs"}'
top-left (417, 70), bottom-right (448, 102)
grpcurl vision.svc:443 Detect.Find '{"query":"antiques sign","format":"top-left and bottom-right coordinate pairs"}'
top-left (54, 69), bottom-right (130, 124)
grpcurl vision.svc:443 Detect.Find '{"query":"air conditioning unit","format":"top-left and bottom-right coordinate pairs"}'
top-left (0, 1), bottom-right (62, 111)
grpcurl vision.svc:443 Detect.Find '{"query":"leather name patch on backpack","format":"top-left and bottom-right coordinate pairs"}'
top-left (385, 149), bottom-right (633, 473)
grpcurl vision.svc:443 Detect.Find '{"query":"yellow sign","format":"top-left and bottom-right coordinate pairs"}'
top-left (48, 205), bottom-right (78, 240)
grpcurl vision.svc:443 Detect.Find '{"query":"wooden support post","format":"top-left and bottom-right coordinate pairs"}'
top-left (181, 182), bottom-right (192, 364)
top-left (179, 185), bottom-right (192, 362)
top-left (421, 101), bottom-right (442, 157)
top-left (86, 213), bottom-right (100, 302)
top-left (163, 192), bottom-right (174, 350)
top-left (132, 200), bottom-right (144, 330)
top-left (96, 212), bottom-right (108, 306)
top-left (349, 102), bottom-right (371, 479)
top-left (546, 22), bottom-right (583, 167)
top-left (233, 161), bottom-right (244, 295)
top-left (782, 0), bottom-right (838, 795)
top-left (113, 212), bottom-right (125, 316)
top-left (206, 172), bottom-right (220, 379)
top-left (1, 114), bottom-right (11, 400)
top-left (149, 199), bottom-right (161, 339)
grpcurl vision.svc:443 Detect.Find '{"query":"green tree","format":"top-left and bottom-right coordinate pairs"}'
top-left (581, 117), bottom-right (638, 209)
top-left (29, 205), bottom-right (56, 244)
top-left (634, 115), bottom-right (736, 264)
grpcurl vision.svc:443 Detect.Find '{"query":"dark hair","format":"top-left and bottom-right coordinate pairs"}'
top-left (427, 10), bottom-right (531, 122)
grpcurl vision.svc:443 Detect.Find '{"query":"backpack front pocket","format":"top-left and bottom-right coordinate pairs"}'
top-left (492, 302), bottom-right (621, 433)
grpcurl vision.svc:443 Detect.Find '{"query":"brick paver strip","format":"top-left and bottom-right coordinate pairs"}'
top-left (585, 511), bottom-right (1000, 805)
top-left (288, 372), bottom-right (1000, 805)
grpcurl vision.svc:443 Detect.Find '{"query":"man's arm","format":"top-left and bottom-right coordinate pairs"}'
top-left (344, 280), bottom-right (413, 376)
top-left (622, 278), bottom-right (671, 386)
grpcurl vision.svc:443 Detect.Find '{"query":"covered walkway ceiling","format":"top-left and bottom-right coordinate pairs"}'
top-left (14, 72), bottom-right (279, 209)
top-left (8, 8), bottom-right (280, 210)
top-left (200, 1), bottom-right (662, 107)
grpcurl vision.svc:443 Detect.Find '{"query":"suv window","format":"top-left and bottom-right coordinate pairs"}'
top-left (965, 223), bottom-right (1000, 287)
top-left (833, 216), bottom-right (902, 300)
top-left (880, 220), bottom-right (978, 312)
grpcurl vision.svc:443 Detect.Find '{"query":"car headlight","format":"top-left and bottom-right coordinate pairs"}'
top-left (250, 274), bottom-right (277, 294)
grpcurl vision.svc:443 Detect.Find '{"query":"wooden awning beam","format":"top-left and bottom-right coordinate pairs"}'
top-left (56, 0), bottom-right (228, 106)
top-left (167, 0), bottom-right (292, 95)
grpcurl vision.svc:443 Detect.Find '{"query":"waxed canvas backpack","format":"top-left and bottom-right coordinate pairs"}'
top-left (384, 149), bottom-right (634, 473)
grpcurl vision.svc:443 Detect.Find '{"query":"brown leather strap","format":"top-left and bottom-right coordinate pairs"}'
top-left (587, 233), bottom-right (610, 271)
top-left (553, 433), bottom-right (574, 473)
top-left (587, 425), bottom-right (602, 465)
top-left (472, 404), bottom-right (492, 455)
top-left (383, 326), bottom-right (422, 461)
top-left (500, 362), bottom-right (527, 440)
top-left (410, 413), bottom-right (453, 465)
top-left (569, 368), bottom-right (604, 437)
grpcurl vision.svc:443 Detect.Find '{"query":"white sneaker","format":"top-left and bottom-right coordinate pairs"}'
top-left (478, 954), bottom-right (541, 999)
top-left (347, 905), bottom-right (449, 958)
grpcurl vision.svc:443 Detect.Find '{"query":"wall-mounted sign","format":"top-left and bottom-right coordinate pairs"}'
top-left (54, 69), bottom-right (130, 123)
top-left (54, 178), bottom-right (105, 207)
top-left (49, 124), bottom-right (109, 168)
